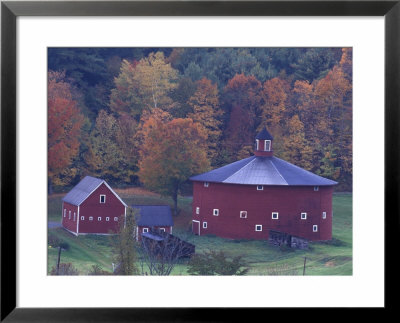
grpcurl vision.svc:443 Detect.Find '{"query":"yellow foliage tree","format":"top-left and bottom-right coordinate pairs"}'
top-left (138, 117), bottom-right (209, 215)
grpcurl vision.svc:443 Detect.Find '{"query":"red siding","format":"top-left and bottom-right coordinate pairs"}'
top-left (62, 183), bottom-right (126, 235)
top-left (61, 202), bottom-right (79, 234)
top-left (192, 182), bottom-right (333, 241)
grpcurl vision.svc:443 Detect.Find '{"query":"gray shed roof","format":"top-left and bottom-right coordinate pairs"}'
top-left (190, 156), bottom-right (337, 186)
top-left (133, 205), bottom-right (174, 227)
top-left (62, 176), bottom-right (127, 206)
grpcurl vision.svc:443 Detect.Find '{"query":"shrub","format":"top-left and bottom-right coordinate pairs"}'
top-left (88, 264), bottom-right (112, 275)
top-left (187, 250), bottom-right (249, 275)
top-left (50, 263), bottom-right (79, 275)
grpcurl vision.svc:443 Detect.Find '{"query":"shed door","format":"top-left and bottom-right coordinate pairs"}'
top-left (192, 220), bottom-right (200, 235)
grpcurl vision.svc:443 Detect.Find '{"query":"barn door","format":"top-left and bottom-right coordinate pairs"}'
top-left (192, 220), bottom-right (200, 235)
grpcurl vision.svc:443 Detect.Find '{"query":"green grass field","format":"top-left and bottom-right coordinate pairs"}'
top-left (48, 192), bottom-right (352, 275)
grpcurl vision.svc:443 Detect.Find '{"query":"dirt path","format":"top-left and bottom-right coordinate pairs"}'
top-left (48, 221), bottom-right (62, 229)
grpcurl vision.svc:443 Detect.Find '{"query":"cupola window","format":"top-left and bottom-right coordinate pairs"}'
top-left (264, 140), bottom-right (271, 151)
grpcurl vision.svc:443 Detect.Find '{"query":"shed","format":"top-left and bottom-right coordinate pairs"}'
top-left (132, 205), bottom-right (174, 240)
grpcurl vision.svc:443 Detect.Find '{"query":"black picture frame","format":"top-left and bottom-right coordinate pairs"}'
top-left (1, 1), bottom-right (399, 321)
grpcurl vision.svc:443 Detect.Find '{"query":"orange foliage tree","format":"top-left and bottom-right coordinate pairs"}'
top-left (188, 78), bottom-right (223, 164)
top-left (48, 71), bottom-right (84, 188)
top-left (223, 73), bottom-right (262, 161)
top-left (138, 117), bottom-right (209, 215)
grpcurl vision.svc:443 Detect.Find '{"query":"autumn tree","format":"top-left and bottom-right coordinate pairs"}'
top-left (138, 117), bottom-right (209, 215)
top-left (84, 110), bottom-right (137, 184)
top-left (48, 70), bottom-right (84, 190)
top-left (280, 115), bottom-right (313, 170)
top-left (222, 74), bottom-right (262, 161)
top-left (188, 78), bottom-right (223, 164)
top-left (110, 52), bottom-right (179, 119)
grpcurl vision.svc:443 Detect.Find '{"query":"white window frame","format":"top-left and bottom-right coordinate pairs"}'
top-left (313, 225), bottom-right (318, 232)
top-left (73, 212), bottom-right (76, 222)
top-left (301, 212), bottom-right (307, 220)
top-left (143, 228), bottom-right (149, 233)
top-left (68, 211), bottom-right (71, 220)
top-left (256, 139), bottom-right (260, 150)
top-left (257, 185), bottom-right (263, 190)
top-left (204, 182), bottom-right (209, 187)
top-left (64, 209), bottom-right (66, 217)
top-left (196, 207), bottom-right (200, 215)
top-left (114, 217), bottom-right (118, 222)
top-left (100, 194), bottom-right (106, 203)
top-left (81, 216), bottom-right (84, 221)
top-left (203, 222), bottom-right (207, 229)
top-left (255, 224), bottom-right (262, 231)
top-left (264, 140), bottom-right (271, 151)
top-left (240, 211), bottom-right (247, 218)
top-left (213, 209), bottom-right (219, 216)
top-left (272, 212), bottom-right (279, 219)
top-left (322, 212), bottom-right (327, 219)
top-left (89, 216), bottom-right (93, 221)
top-left (160, 228), bottom-right (165, 232)
top-left (98, 217), bottom-right (102, 221)
top-left (106, 217), bottom-right (110, 221)
top-left (314, 186), bottom-right (319, 191)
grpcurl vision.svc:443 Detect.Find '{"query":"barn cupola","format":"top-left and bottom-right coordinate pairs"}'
top-left (254, 126), bottom-right (274, 157)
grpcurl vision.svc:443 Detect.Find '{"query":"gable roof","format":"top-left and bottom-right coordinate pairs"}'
top-left (132, 205), bottom-right (174, 227)
top-left (62, 176), bottom-right (127, 207)
top-left (190, 156), bottom-right (337, 186)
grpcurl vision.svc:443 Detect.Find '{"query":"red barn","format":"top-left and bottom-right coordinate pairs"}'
top-left (190, 127), bottom-right (338, 241)
top-left (62, 176), bottom-right (127, 236)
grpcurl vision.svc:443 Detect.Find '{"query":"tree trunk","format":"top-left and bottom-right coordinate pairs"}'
top-left (48, 177), bottom-right (53, 195)
top-left (56, 246), bottom-right (62, 275)
top-left (172, 186), bottom-right (178, 216)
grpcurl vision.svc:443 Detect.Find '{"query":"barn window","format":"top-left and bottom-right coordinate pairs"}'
top-left (255, 225), bottom-right (262, 231)
top-left (313, 225), bottom-right (318, 232)
top-left (204, 182), bottom-right (209, 187)
top-left (69, 211), bottom-right (71, 220)
top-left (257, 185), bottom-right (263, 190)
top-left (143, 228), bottom-right (148, 233)
top-left (98, 217), bottom-right (102, 221)
top-left (73, 212), bottom-right (76, 222)
top-left (160, 228), bottom-right (165, 232)
top-left (240, 211), bottom-right (247, 218)
top-left (301, 212), bottom-right (307, 220)
top-left (256, 139), bottom-right (260, 150)
top-left (114, 217), bottom-right (118, 221)
top-left (264, 140), bottom-right (271, 151)
top-left (322, 212), bottom-right (327, 219)
top-left (196, 207), bottom-right (200, 215)
top-left (63, 209), bottom-right (66, 217)
top-left (81, 216), bottom-right (84, 221)
top-left (213, 209), bottom-right (219, 216)
top-left (314, 186), bottom-right (319, 191)
top-left (100, 195), bottom-right (106, 203)
top-left (106, 217), bottom-right (110, 221)
top-left (89, 216), bottom-right (93, 221)
top-left (272, 212), bottom-right (279, 219)
top-left (203, 222), bottom-right (207, 229)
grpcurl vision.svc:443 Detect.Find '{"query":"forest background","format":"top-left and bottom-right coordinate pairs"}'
top-left (48, 47), bottom-right (352, 195)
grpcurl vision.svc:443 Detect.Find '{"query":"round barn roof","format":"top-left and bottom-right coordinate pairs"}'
top-left (190, 156), bottom-right (337, 186)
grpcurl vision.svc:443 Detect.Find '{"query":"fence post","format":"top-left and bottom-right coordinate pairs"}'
top-left (303, 257), bottom-right (307, 276)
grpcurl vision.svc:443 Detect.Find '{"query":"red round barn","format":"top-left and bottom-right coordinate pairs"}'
top-left (190, 127), bottom-right (337, 241)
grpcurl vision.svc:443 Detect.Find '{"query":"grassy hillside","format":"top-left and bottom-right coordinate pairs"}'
top-left (48, 192), bottom-right (352, 275)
